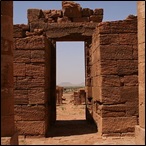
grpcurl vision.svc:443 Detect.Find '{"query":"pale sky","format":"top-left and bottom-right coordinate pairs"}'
top-left (13, 1), bottom-right (137, 85)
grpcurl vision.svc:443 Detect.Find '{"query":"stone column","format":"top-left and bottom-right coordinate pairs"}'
top-left (1, 1), bottom-right (18, 145)
top-left (135, 1), bottom-right (145, 145)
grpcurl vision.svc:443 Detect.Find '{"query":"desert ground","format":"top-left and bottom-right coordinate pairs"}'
top-left (18, 92), bottom-right (136, 145)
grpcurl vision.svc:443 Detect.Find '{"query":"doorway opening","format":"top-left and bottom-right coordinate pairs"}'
top-left (47, 41), bottom-right (96, 137)
top-left (56, 41), bottom-right (85, 121)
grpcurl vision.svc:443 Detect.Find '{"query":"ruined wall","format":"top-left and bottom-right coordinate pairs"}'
top-left (1, 1), bottom-right (18, 145)
top-left (56, 86), bottom-right (64, 105)
top-left (13, 25), bottom-right (52, 136)
top-left (86, 16), bottom-right (138, 136)
top-left (135, 1), bottom-right (145, 144)
top-left (28, 1), bottom-right (103, 24)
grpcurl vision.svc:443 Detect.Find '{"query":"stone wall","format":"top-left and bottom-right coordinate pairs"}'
top-left (13, 25), bottom-right (52, 136)
top-left (86, 16), bottom-right (139, 136)
top-left (74, 89), bottom-right (86, 105)
top-left (135, 1), bottom-right (145, 144)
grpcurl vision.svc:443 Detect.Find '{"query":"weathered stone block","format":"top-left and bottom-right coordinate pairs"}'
top-left (57, 16), bottom-right (71, 23)
top-left (28, 88), bottom-right (45, 104)
top-left (93, 8), bottom-right (103, 15)
top-left (100, 60), bottom-right (118, 75)
top-left (102, 117), bottom-right (138, 133)
top-left (15, 77), bottom-right (31, 90)
top-left (20, 105), bottom-right (45, 121)
top-left (13, 63), bottom-right (25, 76)
top-left (82, 8), bottom-right (93, 17)
top-left (117, 60), bottom-right (138, 75)
top-left (31, 50), bottom-right (45, 62)
top-left (119, 33), bottom-right (137, 45)
top-left (62, 1), bottom-right (82, 18)
top-left (101, 86), bottom-right (121, 104)
top-left (15, 121), bottom-right (45, 135)
top-left (25, 64), bottom-right (44, 77)
top-left (101, 75), bottom-right (120, 87)
top-left (14, 105), bottom-right (22, 121)
top-left (73, 17), bottom-right (89, 22)
top-left (27, 9), bottom-right (45, 23)
top-left (14, 50), bottom-right (31, 63)
top-left (99, 34), bottom-right (119, 45)
top-left (123, 75), bottom-right (138, 86)
top-left (14, 90), bottom-right (28, 104)
top-left (15, 36), bottom-right (46, 50)
top-left (90, 15), bottom-right (103, 22)
top-left (100, 45), bottom-right (133, 60)
top-left (28, 77), bottom-right (45, 88)
top-left (13, 25), bottom-right (26, 38)
top-left (120, 86), bottom-right (138, 102)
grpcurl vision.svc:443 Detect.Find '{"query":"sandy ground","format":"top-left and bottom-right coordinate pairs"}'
top-left (18, 93), bottom-right (136, 145)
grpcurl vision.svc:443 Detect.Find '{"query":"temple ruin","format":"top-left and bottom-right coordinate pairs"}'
top-left (1, 1), bottom-right (145, 145)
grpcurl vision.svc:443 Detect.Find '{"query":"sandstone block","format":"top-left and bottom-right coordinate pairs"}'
top-left (119, 33), bottom-right (137, 45)
top-left (62, 1), bottom-right (82, 18)
top-left (28, 88), bottom-right (45, 104)
top-left (101, 75), bottom-right (120, 87)
top-left (90, 15), bottom-right (103, 22)
top-left (100, 60), bottom-right (118, 75)
top-left (28, 77), bottom-right (45, 88)
top-left (100, 45), bottom-right (133, 60)
top-left (31, 50), bottom-right (45, 62)
top-left (101, 86), bottom-right (121, 104)
top-left (13, 63), bottom-right (25, 76)
top-left (123, 75), bottom-right (138, 86)
top-left (99, 34), bottom-right (119, 45)
top-left (15, 77), bottom-right (29, 90)
top-left (14, 50), bottom-right (31, 63)
top-left (27, 9), bottom-right (45, 23)
top-left (14, 90), bottom-right (28, 104)
top-left (117, 60), bottom-right (138, 75)
top-left (82, 8), bottom-right (93, 17)
top-left (94, 8), bottom-right (103, 15)
top-left (73, 17), bottom-right (89, 22)
top-left (25, 64), bottom-right (44, 77)
top-left (13, 25), bottom-right (26, 38)
top-left (15, 121), bottom-right (45, 135)
top-left (20, 105), bottom-right (45, 121)
top-left (102, 117), bottom-right (138, 133)
top-left (15, 36), bottom-right (46, 50)
top-left (57, 16), bottom-right (71, 23)
top-left (120, 86), bottom-right (138, 102)
top-left (14, 105), bottom-right (22, 121)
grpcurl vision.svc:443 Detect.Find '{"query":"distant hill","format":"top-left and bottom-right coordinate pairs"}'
top-left (58, 82), bottom-right (85, 87)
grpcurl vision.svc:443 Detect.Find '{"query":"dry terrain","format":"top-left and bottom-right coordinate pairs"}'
top-left (18, 92), bottom-right (136, 145)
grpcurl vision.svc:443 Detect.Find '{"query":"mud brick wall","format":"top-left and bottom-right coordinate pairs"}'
top-left (13, 25), bottom-right (51, 136)
top-left (27, 1), bottom-right (103, 24)
top-left (87, 17), bottom-right (138, 136)
top-left (135, 1), bottom-right (145, 145)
